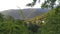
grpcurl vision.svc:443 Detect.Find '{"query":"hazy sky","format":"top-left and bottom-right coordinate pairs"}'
top-left (0, 0), bottom-right (59, 11)
top-left (0, 0), bottom-right (45, 11)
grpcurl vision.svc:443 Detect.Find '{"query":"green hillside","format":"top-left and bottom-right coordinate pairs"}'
top-left (41, 6), bottom-right (60, 34)
top-left (25, 6), bottom-right (60, 34)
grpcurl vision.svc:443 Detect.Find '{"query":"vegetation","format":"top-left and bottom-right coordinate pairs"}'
top-left (27, 0), bottom-right (60, 8)
top-left (0, 0), bottom-right (60, 34)
top-left (0, 12), bottom-right (42, 34)
top-left (41, 6), bottom-right (60, 34)
top-left (0, 6), bottom-right (60, 34)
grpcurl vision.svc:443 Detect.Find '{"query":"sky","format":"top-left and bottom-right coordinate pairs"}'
top-left (0, 0), bottom-right (45, 11)
top-left (0, 0), bottom-right (59, 11)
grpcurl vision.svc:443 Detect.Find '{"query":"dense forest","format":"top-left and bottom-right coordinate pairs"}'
top-left (0, 0), bottom-right (60, 34)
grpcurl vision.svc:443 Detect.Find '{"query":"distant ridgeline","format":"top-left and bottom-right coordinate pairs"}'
top-left (0, 8), bottom-right (50, 20)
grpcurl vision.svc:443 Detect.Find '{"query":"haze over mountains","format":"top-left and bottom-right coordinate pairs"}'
top-left (0, 8), bottom-right (50, 20)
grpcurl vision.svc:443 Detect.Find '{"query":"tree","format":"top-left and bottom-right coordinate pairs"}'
top-left (0, 15), bottom-right (29, 34)
top-left (0, 13), bottom-right (4, 22)
top-left (40, 6), bottom-right (60, 34)
top-left (27, 0), bottom-right (60, 8)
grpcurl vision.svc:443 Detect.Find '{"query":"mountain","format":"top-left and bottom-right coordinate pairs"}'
top-left (0, 8), bottom-right (50, 20)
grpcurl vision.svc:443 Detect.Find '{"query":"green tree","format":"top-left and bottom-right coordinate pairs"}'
top-left (41, 6), bottom-right (60, 34)
top-left (0, 14), bottom-right (29, 34)
top-left (0, 13), bottom-right (4, 22)
top-left (27, 0), bottom-right (60, 8)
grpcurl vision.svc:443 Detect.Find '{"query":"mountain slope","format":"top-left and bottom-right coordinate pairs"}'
top-left (0, 8), bottom-right (50, 20)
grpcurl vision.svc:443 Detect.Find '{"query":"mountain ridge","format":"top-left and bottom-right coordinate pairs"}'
top-left (0, 8), bottom-right (50, 20)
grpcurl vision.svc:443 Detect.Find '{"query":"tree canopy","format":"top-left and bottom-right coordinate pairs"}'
top-left (27, 0), bottom-right (60, 8)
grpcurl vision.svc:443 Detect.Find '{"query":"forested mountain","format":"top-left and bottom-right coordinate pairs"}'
top-left (0, 8), bottom-right (50, 20)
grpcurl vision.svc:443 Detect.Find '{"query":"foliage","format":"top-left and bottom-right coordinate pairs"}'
top-left (27, 0), bottom-right (60, 8)
top-left (0, 1), bottom-right (60, 34)
top-left (0, 13), bottom-right (4, 22)
top-left (41, 6), bottom-right (60, 34)
top-left (26, 0), bottom-right (37, 7)
top-left (0, 13), bottom-right (29, 34)
top-left (25, 6), bottom-right (60, 34)
top-left (0, 13), bottom-right (41, 34)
